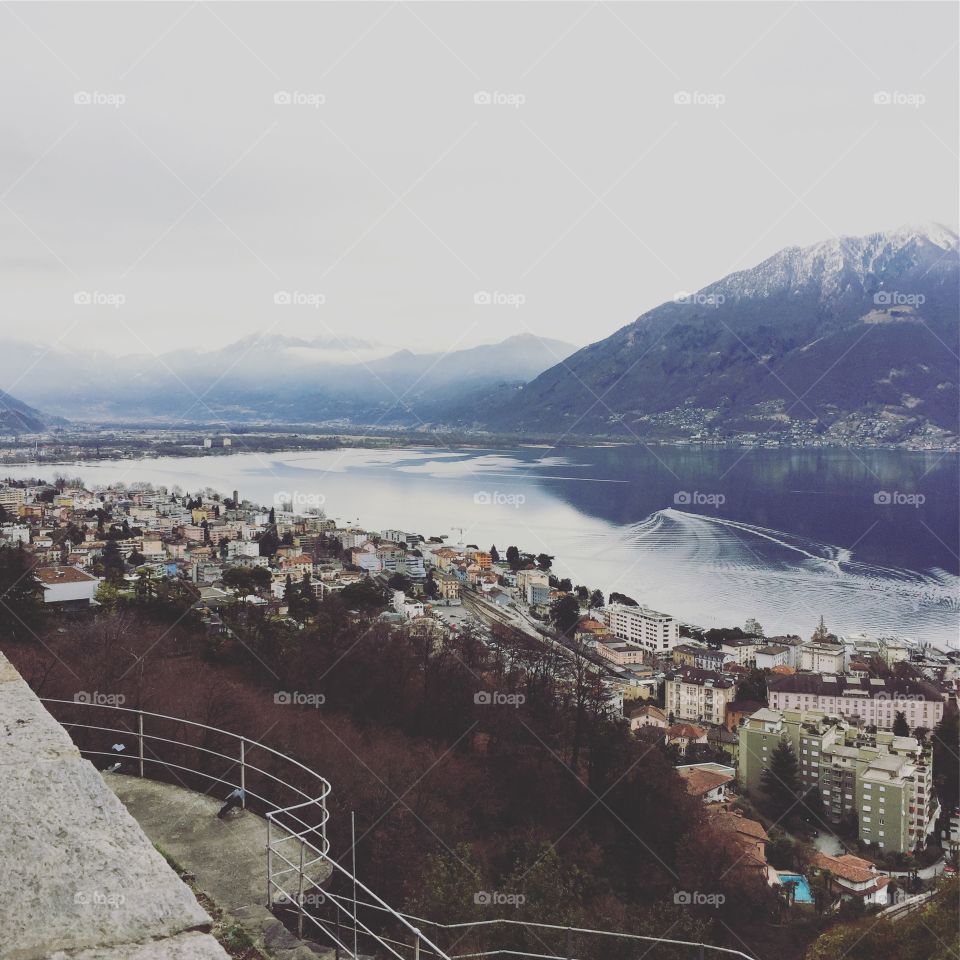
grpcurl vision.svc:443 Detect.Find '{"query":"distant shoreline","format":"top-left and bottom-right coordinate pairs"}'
top-left (0, 426), bottom-right (955, 469)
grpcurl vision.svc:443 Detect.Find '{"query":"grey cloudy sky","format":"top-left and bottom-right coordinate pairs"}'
top-left (0, 1), bottom-right (957, 357)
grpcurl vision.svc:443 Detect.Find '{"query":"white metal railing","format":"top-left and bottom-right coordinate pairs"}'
top-left (41, 697), bottom-right (449, 960)
top-left (42, 698), bottom-right (756, 960)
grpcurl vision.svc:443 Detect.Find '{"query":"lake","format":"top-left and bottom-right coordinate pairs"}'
top-left (6, 445), bottom-right (958, 646)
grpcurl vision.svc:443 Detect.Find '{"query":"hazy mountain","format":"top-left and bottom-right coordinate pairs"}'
top-left (481, 223), bottom-right (959, 445)
top-left (2, 333), bottom-right (576, 426)
top-left (0, 390), bottom-right (64, 433)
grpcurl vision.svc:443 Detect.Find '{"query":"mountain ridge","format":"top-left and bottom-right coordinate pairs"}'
top-left (479, 223), bottom-right (959, 446)
top-left (0, 333), bottom-right (577, 426)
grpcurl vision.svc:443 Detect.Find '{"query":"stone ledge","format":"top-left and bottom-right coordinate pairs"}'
top-left (42, 931), bottom-right (229, 960)
top-left (0, 652), bottom-right (229, 960)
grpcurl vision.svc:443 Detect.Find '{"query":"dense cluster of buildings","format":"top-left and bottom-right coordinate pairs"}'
top-left (740, 708), bottom-right (939, 854)
top-left (2, 477), bottom-right (957, 874)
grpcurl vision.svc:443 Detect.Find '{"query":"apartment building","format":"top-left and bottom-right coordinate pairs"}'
top-left (437, 573), bottom-right (462, 601)
top-left (0, 486), bottom-right (26, 512)
top-left (695, 648), bottom-right (736, 672)
top-left (799, 642), bottom-right (846, 673)
top-left (665, 667), bottom-right (736, 726)
top-left (767, 673), bottom-right (945, 731)
top-left (594, 639), bottom-right (646, 667)
top-left (672, 643), bottom-right (704, 667)
top-left (720, 636), bottom-right (765, 666)
top-left (739, 708), bottom-right (938, 853)
top-left (603, 603), bottom-right (680, 654)
top-left (755, 645), bottom-right (791, 670)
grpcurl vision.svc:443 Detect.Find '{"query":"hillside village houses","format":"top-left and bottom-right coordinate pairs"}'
top-left (1, 477), bottom-right (957, 864)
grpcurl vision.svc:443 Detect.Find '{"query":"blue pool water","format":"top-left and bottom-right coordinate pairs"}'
top-left (777, 872), bottom-right (813, 903)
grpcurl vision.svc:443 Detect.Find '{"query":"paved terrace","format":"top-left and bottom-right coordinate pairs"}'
top-left (0, 652), bottom-right (228, 960)
top-left (102, 773), bottom-right (329, 960)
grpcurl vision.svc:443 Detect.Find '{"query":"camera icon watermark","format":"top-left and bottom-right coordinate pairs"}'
top-left (274, 90), bottom-right (326, 108)
top-left (277, 891), bottom-right (327, 907)
top-left (873, 290), bottom-right (925, 307)
top-left (274, 691), bottom-right (326, 708)
top-left (473, 290), bottom-right (526, 308)
top-left (74, 691), bottom-right (126, 706)
top-left (274, 490), bottom-right (326, 511)
top-left (473, 90), bottom-right (526, 108)
top-left (74, 290), bottom-right (125, 308)
top-left (873, 491), bottom-right (924, 508)
top-left (474, 890), bottom-right (525, 907)
top-left (273, 290), bottom-right (325, 308)
top-left (74, 890), bottom-right (127, 909)
top-left (673, 291), bottom-right (725, 307)
top-left (474, 691), bottom-right (525, 708)
top-left (674, 890), bottom-right (725, 908)
top-left (873, 90), bottom-right (925, 108)
top-left (673, 90), bottom-right (725, 108)
top-left (74, 90), bottom-right (126, 108)
top-left (674, 491), bottom-right (725, 507)
top-left (875, 691), bottom-right (923, 703)
top-left (473, 490), bottom-right (525, 509)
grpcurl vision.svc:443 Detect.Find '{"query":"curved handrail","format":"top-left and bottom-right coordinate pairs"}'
top-left (319, 895), bottom-right (759, 959)
top-left (40, 698), bottom-right (331, 799)
top-left (41, 697), bottom-right (450, 960)
top-left (41, 697), bottom-right (756, 960)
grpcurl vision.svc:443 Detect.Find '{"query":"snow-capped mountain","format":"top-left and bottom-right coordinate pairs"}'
top-left (483, 224), bottom-right (959, 445)
top-left (706, 222), bottom-right (957, 303)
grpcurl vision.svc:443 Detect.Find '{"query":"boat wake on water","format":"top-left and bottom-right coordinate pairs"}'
top-left (609, 509), bottom-right (959, 636)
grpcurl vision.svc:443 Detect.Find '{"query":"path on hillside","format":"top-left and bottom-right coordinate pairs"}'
top-left (104, 771), bottom-right (334, 960)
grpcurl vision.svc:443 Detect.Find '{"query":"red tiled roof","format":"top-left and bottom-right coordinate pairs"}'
top-left (812, 852), bottom-right (878, 884)
top-left (667, 723), bottom-right (707, 740)
top-left (679, 768), bottom-right (734, 796)
top-left (711, 809), bottom-right (769, 842)
top-left (34, 565), bottom-right (97, 584)
top-left (630, 705), bottom-right (667, 721)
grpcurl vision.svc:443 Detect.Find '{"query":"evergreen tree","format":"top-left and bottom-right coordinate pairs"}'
top-left (933, 702), bottom-right (960, 818)
top-left (761, 737), bottom-right (800, 819)
top-left (589, 589), bottom-right (604, 609)
top-left (550, 594), bottom-right (581, 636)
top-left (893, 711), bottom-right (910, 737)
top-left (258, 530), bottom-right (280, 557)
top-left (101, 540), bottom-right (125, 582)
top-left (489, 544), bottom-right (500, 564)
top-left (0, 545), bottom-right (45, 641)
top-left (505, 546), bottom-right (520, 570)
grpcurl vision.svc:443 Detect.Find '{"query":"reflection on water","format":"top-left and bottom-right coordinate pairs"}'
top-left (6, 444), bottom-right (957, 645)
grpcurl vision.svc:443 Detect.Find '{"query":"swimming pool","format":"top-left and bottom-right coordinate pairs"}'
top-left (777, 872), bottom-right (814, 904)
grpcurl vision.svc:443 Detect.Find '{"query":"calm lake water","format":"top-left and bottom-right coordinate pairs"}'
top-left (7, 445), bottom-right (958, 646)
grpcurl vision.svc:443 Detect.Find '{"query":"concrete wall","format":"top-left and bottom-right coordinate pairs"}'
top-left (0, 652), bottom-right (229, 960)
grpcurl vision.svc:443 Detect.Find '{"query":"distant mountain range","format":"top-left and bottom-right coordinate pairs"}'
top-left (0, 333), bottom-right (577, 427)
top-left (479, 223), bottom-right (959, 445)
top-left (4, 223), bottom-right (957, 446)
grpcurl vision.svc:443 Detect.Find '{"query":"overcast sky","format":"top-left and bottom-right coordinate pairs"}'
top-left (0, 2), bottom-right (957, 358)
